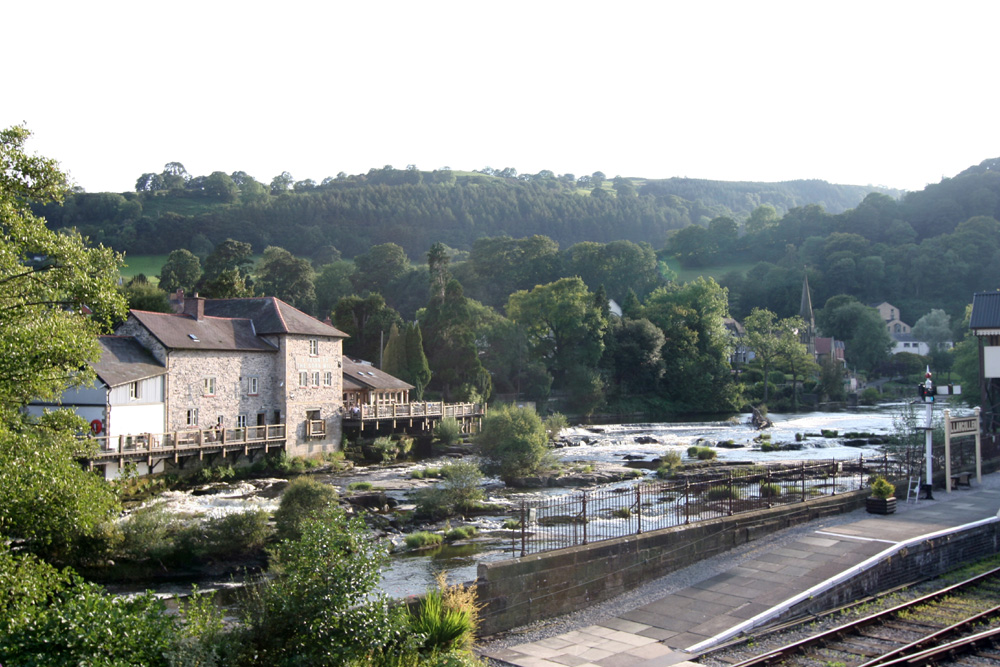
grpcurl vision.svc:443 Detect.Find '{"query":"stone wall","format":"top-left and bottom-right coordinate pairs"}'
top-left (279, 334), bottom-right (344, 457)
top-left (476, 491), bottom-right (868, 636)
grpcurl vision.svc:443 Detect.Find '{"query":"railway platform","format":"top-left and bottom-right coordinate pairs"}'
top-left (479, 474), bottom-right (1000, 667)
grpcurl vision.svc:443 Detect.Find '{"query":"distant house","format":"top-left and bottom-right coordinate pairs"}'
top-left (815, 336), bottom-right (845, 366)
top-left (872, 301), bottom-right (912, 336)
top-left (343, 358), bottom-right (415, 411)
top-left (723, 317), bottom-right (754, 366)
top-left (891, 333), bottom-right (931, 356)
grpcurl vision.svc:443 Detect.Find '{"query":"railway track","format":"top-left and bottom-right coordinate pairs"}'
top-left (706, 564), bottom-right (1000, 667)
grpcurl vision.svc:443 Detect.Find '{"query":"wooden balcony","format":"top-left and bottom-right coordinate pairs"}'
top-left (344, 401), bottom-right (485, 432)
top-left (85, 424), bottom-right (287, 466)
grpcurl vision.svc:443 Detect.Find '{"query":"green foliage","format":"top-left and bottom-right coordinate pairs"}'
top-left (0, 411), bottom-right (121, 560)
top-left (408, 574), bottom-right (480, 656)
top-left (413, 462), bottom-right (485, 519)
top-left (254, 245), bottom-right (316, 313)
top-left (273, 476), bottom-right (339, 542)
top-left (706, 485), bottom-right (736, 500)
top-left (445, 526), bottom-right (479, 541)
top-left (405, 531), bottom-right (444, 549)
top-left (759, 483), bottom-right (782, 498)
top-left (543, 412), bottom-right (568, 440)
top-left (476, 404), bottom-right (552, 483)
top-left (870, 476), bottom-right (895, 499)
top-left (686, 446), bottom-right (717, 460)
top-left (655, 451), bottom-right (683, 478)
top-left (201, 510), bottom-right (271, 560)
top-left (0, 543), bottom-right (185, 666)
top-left (231, 508), bottom-right (411, 665)
top-left (370, 436), bottom-right (401, 463)
top-left (349, 481), bottom-right (374, 491)
top-left (434, 417), bottom-right (463, 446)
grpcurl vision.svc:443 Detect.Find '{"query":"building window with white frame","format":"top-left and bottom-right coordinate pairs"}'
top-left (309, 339), bottom-right (319, 356)
top-left (324, 371), bottom-right (332, 386)
top-left (247, 376), bottom-right (259, 395)
top-left (186, 409), bottom-right (198, 426)
top-left (299, 371), bottom-right (309, 387)
top-left (312, 371), bottom-right (320, 386)
top-left (203, 377), bottom-right (216, 396)
top-left (129, 381), bottom-right (141, 400)
top-left (236, 414), bottom-right (247, 428)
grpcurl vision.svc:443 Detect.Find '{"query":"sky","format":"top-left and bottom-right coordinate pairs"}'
top-left (5, 1), bottom-right (1000, 194)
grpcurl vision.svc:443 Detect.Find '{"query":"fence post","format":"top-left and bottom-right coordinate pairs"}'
top-left (800, 462), bottom-right (806, 502)
top-left (766, 467), bottom-right (773, 508)
top-left (520, 502), bottom-right (527, 557)
top-left (582, 492), bottom-right (588, 545)
top-left (832, 458), bottom-right (838, 495)
top-left (728, 472), bottom-right (734, 516)
top-left (636, 485), bottom-right (642, 535)
top-left (684, 480), bottom-right (690, 525)
top-left (859, 454), bottom-right (864, 491)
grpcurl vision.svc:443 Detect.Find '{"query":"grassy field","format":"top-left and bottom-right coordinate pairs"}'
top-left (672, 260), bottom-right (756, 284)
top-left (120, 254), bottom-right (169, 283)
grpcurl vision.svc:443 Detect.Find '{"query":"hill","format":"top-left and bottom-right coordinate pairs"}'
top-left (35, 166), bottom-right (900, 261)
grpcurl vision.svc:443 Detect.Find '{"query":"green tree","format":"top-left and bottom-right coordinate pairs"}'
top-left (200, 267), bottom-right (254, 298)
top-left (201, 238), bottom-right (254, 286)
top-left (352, 242), bottom-right (410, 295)
top-left (476, 404), bottom-right (552, 483)
top-left (643, 278), bottom-right (738, 411)
top-left (157, 248), bottom-right (202, 294)
top-left (123, 279), bottom-right (172, 313)
top-left (255, 245), bottom-right (316, 313)
top-left (743, 308), bottom-right (802, 404)
top-left (0, 125), bottom-right (126, 555)
top-left (333, 293), bottom-right (403, 362)
top-left (601, 317), bottom-right (666, 395)
top-left (231, 509), bottom-right (408, 665)
top-left (420, 279), bottom-right (493, 401)
top-left (506, 277), bottom-right (608, 389)
top-left (314, 260), bottom-right (355, 316)
top-left (816, 296), bottom-right (893, 372)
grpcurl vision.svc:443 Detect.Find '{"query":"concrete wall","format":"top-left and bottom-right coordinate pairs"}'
top-left (476, 491), bottom-right (868, 636)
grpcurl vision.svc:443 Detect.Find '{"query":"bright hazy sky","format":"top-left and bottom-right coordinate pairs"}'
top-left (5, 1), bottom-right (999, 194)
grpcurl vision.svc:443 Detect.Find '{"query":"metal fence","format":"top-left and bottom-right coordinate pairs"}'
top-left (511, 455), bottom-right (907, 557)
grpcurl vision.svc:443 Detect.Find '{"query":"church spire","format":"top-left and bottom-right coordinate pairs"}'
top-left (800, 273), bottom-right (816, 356)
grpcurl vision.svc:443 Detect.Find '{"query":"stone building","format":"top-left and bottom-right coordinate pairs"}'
top-left (116, 295), bottom-right (347, 459)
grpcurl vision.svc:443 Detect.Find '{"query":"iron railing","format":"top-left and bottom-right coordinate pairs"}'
top-left (512, 455), bottom-right (909, 556)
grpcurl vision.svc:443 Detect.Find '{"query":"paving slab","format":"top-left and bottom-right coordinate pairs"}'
top-left (480, 477), bottom-right (1000, 667)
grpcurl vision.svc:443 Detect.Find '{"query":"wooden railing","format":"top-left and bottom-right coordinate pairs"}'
top-left (347, 402), bottom-right (484, 420)
top-left (306, 420), bottom-right (326, 437)
top-left (88, 424), bottom-right (287, 458)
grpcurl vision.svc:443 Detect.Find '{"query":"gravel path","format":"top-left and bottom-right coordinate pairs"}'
top-left (477, 472), bottom-right (1000, 654)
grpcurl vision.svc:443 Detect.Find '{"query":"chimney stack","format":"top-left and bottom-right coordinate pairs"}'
top-left (183, 294), bottom-right (205, 320)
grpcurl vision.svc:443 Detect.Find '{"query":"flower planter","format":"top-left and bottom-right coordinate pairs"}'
top-left (866, 496), bottom-right (897, 515)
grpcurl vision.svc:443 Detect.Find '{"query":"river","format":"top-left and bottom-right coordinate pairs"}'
top-left (117, 402), bottom-right (956, 601)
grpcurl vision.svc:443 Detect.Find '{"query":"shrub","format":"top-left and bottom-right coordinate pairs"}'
top-left (611, 508), bottom-right (631, 519)
top-left (476, 404), bottom-right (552, 483)
top-left (201, 510), bottom-right (271, 560)
top-left (273, 476), bottom-right (338, 542)
top-left (413, 462), bottom-right (485, 519)
top-left (760, 483), bottom-right (782, 498)
top-left (706, 485), bottom-right (736, 500)
top-left (687, 446), bottom-right (717, 460)
top-left (405, 531), bottom-right (444, 549)
top-left (119, 502), bottom-right (180, 562)
top-left (231, 509), bottom-right (411, 664)
top-left (821, 429), bottom-right (839, 438)
top-left (408, 573), bottom-right (480, 654)
top-left (369, 436), bottom-right (399, 463)
top-left (502, 519), bottom-right (521, 530)
top-left (870, 476), bottom-right (895, 499)
top-left (434, 417), bottom-right (463, 446)
top-left (655, 451), bottom-right (683, 479)
top-left (348, 481), bottom-right (374, 491)
top-left (445, 526), bottom-right (478, 541)
top-left (543, 412), bottom-right (568, 440)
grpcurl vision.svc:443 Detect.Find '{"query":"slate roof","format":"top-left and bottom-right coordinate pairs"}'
top-left (203, 297), bottom-right (347, 338)
top-left (970, 292), bottom-right (1000, 332)
top-left (342, 358), bottom-right (414, 391)
top-left (94, 336), bottom-right (167, 387)
top-left (128, 310), bottom-right (277, 352)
